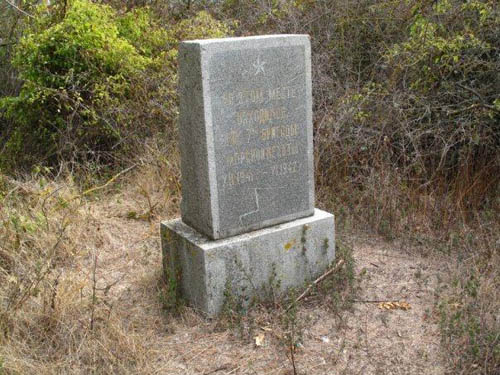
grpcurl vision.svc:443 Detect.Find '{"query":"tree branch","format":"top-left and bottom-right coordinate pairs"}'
top-left (1, 0), bottom-right (34, 18)
top-left (456, 83), bottom-right (500, 114)
top-left (0, 41), bottom-right (17, 47)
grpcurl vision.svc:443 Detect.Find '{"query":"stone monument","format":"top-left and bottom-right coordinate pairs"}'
top-left (161, 35), bottom-right (335, 315)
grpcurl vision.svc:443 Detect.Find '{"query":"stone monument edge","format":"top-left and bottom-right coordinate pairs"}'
top-left (181, 34), bottom-right (310, 46)
top-left (304, 37), bottom-right (315, 209)
top-left (199, 45), bottom-right (221, 239)
top-left (178, 42), bottom-right (217, 238)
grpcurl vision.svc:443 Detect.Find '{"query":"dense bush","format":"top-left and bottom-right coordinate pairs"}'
top-left (380, 0), bottom-right (499, 204)
top-left (0, 0), bottom-right (231, 172)
top-left (1, 0), bottom-right (149, 169)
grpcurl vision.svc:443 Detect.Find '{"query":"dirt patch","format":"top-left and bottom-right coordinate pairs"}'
top-left (318, 235), bottom-right (447, 375)
top-left (0, 183), bottom-right (448, 374)
top-left (74, 196), bottom-right (448, 374)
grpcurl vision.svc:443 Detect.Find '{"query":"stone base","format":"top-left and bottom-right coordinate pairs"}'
top-left (160, 209), bottom-right (335, 316)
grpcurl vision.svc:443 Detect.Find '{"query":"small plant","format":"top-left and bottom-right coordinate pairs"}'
top-left (158, 264), bottom-right (183, 315)
top-left (219, 280), bottom-right (245, 329)
top-left (322, 238), bottom-right (329, 256)
top-left (438, 259), bottom-right (500, 374)
top-left (301, 224), bottom-right (309, 254)
top-left (262, 263), bottom-right (282, 307)
top-left (281, 295), bottom-right (301, 375)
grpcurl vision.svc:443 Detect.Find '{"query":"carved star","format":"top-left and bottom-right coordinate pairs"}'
top-left (253, 56), bottom-right (266, 76)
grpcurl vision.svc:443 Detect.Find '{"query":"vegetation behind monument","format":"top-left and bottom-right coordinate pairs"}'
top-left (0, 0), bottom-right (498, 373)
top-left (0, 0), bottom-right (230, 171)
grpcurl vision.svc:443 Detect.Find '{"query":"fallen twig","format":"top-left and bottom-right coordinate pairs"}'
top-left (202, 364), bottom-right (231, 375)
top-left (2, 0), bottom-right (34, 18)
top-left (286, 259), bottom-right (345, 311)
top-left (70, 164), bottom-right (137, 201)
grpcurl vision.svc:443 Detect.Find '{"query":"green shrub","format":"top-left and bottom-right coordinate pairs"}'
top-left (0, 0), bottom-right (150, 169)
top-left (170, 10), bottom-right (232, 42)
top-left (384, 0), bottom-right (499, 186)
top-left (0, 1), bottom-right (232, 172)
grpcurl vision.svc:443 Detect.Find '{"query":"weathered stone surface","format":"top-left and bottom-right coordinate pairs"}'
top-left (161, 209), bottom-right (335, 315)
top-left (178, 35), bottom-right (314, 240)
top-left (162, 35), bottom-right (336, 315)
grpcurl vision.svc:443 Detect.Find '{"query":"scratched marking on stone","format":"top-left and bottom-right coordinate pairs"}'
top-left (239, 186), bottom-right (287, 225)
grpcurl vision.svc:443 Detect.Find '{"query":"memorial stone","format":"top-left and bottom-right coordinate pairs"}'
top-left (178, 35), bottom-right (314, 240)
top-left (161, 35), bottom-right (335, 315)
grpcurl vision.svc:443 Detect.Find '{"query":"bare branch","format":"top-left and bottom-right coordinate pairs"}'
top-left (1, 0), bottom-right (34, 18)
top-left (0, 41), bottom-right (17, 47)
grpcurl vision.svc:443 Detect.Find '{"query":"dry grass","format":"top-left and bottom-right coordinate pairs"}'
top-left (0, 145), bottom-right (181, 374)
top-left (436, 222), bottom-right (500, 374)
top-left (0, 173), bottom-right (450, 374)
top-left (2, 152), bottom-right (497, 374)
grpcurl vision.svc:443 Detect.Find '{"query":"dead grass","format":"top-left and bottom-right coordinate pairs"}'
top-left (0, 151), bottom-right (498, 374)
top-left (0, 197), bottom-right (450, 374)
top-left (436, 222), bottom-right (500, 374)
top-left (0, 145), bottom-right (181, 374)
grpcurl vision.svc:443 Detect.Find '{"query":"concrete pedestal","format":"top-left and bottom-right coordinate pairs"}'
top-left (160, 209), bottom-right (335, 316)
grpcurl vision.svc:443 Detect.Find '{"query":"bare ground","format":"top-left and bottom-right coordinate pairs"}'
top-left (69, 192), bottom-right (448, 375)
top-left (1, 180), bottom-right (449, 374)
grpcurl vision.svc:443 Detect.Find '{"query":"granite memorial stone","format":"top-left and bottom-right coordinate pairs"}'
top-left (178, 35), bottom-right (314, 240)
top-left (161, 35), bottom-right (335, 316)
